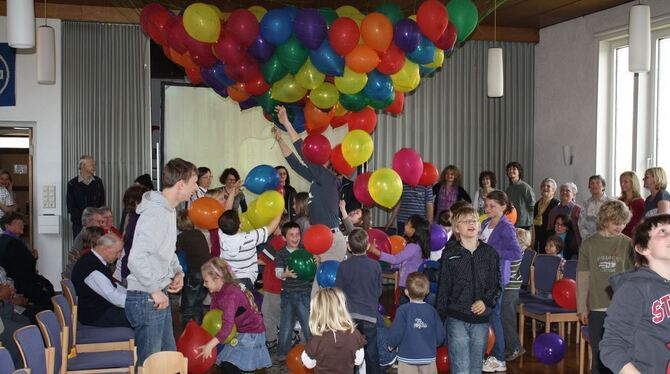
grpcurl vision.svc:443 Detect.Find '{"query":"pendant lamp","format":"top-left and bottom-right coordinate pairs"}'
top-left (487, 0), bottom-right (503, 97)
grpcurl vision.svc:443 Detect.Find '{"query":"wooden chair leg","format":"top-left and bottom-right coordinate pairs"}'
top-left (545, 314), bottom-right (551, 333)
top-left (579, 335), bottom-right (585, 374)
top-left (532, 319), bottom-right (537, 338)
top-left (518, 306), bottom-right (525, 348)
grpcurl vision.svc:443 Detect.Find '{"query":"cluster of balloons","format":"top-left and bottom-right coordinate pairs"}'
top-left (239, 165), bottom-right (285, 231)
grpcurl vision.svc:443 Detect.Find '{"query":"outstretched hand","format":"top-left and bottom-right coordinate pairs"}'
top-left (274, 105), bottom-right (291, 127)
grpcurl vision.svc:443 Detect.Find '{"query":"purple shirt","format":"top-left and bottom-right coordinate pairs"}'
top-left (379, 243), bottom-right (424, 288)
top-left (210, 283), bottom-right (265, 342)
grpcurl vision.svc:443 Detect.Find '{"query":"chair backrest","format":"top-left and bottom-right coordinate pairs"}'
top-left (60, 279), bottom-right (77, 308)
top-left (13, 325), bottom-right (48, 374)
top-left (35, 310), bottom-right (64, 374)
top-left (141, 351), bottom-right (188, 374)
top-left (51, 295), bottom-right (75, 352)
top-left (562, 259), bottom-right (578, 280)
top-left (12, 370), bottom-right (31, 374)
top-left (533, 254), bottom-right (562, 293)
top-left (520, 249), bottom-right (536, 287)
top-left (0, 347), bottom-right (15, 374)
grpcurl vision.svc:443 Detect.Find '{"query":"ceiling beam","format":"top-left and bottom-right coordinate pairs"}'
top-left (470, 25), bottom-right (539, 43)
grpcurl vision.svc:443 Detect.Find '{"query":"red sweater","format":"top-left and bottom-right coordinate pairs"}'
top-left (258, 235), bottom-right (286, 294)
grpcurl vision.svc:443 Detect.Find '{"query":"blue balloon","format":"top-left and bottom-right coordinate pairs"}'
top-left (310, 40), bottom-right (345, 76)
top-left (364, 69), bottom-right (394, 101)
top-left (272, 105), bottom-right (306, 133)
top-left (200, 67), bottom-right (225, 91)
top-left (283, 6), bottom-right (299, 21)
top-left (260, 9), bottom-right (293, 46)
top-left (419, 65), bottom-right (437, 77)
top-left (394, 19), bottom-right (421, 53)
top-left (294, 8), bottom-right (327, 50)
top-left (210, 61), bottom-right (235, 86)
top-left (316, 260), bottom-right (340, 288)
top-left (532, 333), bottom-right (567, 364)
top-left (407, 35), bottom-right (436, 65)
top-left (244, 165), bottom-right (281, 194)
top-left (214, 86), bottom-right (228, 98)
top-left (238, 97), bottom-right (258, 111)
top-left (248, 34), bottom-right (275, 64)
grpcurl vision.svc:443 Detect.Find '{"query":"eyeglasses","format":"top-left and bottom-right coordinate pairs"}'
top-left (458, 220), bottom-right (478, 225)
top-left (555, 222), bottom-right (566, 227)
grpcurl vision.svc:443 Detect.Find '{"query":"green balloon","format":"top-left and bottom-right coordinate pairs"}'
top-left (375, 4), bottom-right (404, 25)
top-left (369, 92), bottom-right (395, 110)
top-left (286, 249), bottom-right (317, 281)
top-left (277, 35), bottom-right (309, 75)
top-left (339, 91), bottom-right (370, 112)
top-left (447, 0), bottom-right (479, 42)
top-left (261, 54), bottom-right (288, 84)
top-left (257, 89), bottom-right (279, 113)
top-left (319, 7), bottom-right (338, 28)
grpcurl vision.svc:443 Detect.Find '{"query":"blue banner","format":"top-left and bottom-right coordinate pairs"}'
top-left (0, 43), bottom-right (16, 107)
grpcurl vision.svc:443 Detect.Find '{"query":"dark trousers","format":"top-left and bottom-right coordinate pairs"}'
top-left (355, 319), bottom-right (380, 374)
top-left (588, 311), bottom-right (613, 374)
top-left (84, 306), bottom-right (131, 328)
top-left (181, 272), bottom-right (208, 327)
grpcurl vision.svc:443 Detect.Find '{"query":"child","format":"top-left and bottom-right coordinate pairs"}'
top-left (335, 228), bottom-right (383, 373)
top-left (545, 235), bottom-right (566, 258)
top-left (293, 192), bottom-right (311, 235)
top-left (176, 210), bottom-right (210, 327)
top-left (275, 222), bottom-right (313, 360)
top-left (368, 215), bottom-right (431, 305)
top-left (600, 214), bottom-right (670, 373)
top-left (516, 228), bottom-right (531, 251)
top-left (435, 206), bottom-right (500, 374)
top-left (301, 288), bottom-right (367, 372)
top-left (196, 258), bottom-right (271, 373)
top-left (577, 199), bottom-right (633, 374)
top-left (387, 272), bottom-right (446, 373)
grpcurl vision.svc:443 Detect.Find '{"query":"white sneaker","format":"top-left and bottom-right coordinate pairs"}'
top-left (482, 356), bottom-right (507, 372)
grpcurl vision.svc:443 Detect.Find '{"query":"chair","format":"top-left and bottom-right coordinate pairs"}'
top-left (138, 351), bottom-right (188, 374)
top-left (562, 259), bottom-right (578, 280)
top-left (518, 249), bottom-right (536, 300)
top-left (13, 325), bottom-right (54, 374)
top-left (579, 325), bottom-right (591, 374)
top-left (0, 347), bottom-right (16, 374)
top-left (35, 310), bottom-right (134, 374)
top-left (12, 370), bottom-right (30, 374)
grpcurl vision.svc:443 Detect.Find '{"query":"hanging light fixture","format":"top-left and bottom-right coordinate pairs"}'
top-left (629, 3), bottom-right (651, 73)
top-left (7, 0), bottom-right (36, 49)
top-left (37, 0), bottom-right (56, 84)
top-left (487, 0), bottom-right (503, 98)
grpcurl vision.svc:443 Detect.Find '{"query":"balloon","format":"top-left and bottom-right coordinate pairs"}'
top-left (177, 321), bottom-right (216, 374)
top-left (240, 212), bottom-right (254, 231)
top-left (164, 15), bottom-right (190, 54)
top-left (295, 8), bottom-right (327, 50)
top-left (247, 199), bottom-right (271, 228)
top-left (261, 54), bottom-right (289, 84)
top-left (435, 22), bottom-right (458, 51)
top-left (377, 303), bottom-right (386, 315)
top-left (342, 130), bottom-right (374, 167)
top-left (186, 66), bottom-right (204, 85)
top-left (185, 38), bottom-right (217, 68)
top-left (226, 9), bottom-right (259, 48)
top-left (257, 190), bottom-right (285, 219)
top-left (140, 4), bottom-right (169, 41)
top-left (302, 134), bottom-right (332, 165)
top-left (208, 60), bottom-right (235, 86)
top-left (369, 168), bottom-right (403, 209)
top-left (389, 235), bottom-right (407, 255)
top-left (348, 107), bottom-right (377, 133)
top-left (339, 91), bottom-right (370, 112)
top-left (375, 4), bottom-right (404, 25)
top-left (331, 144), bottom-right (355, 176)
top-left (447, 0), bottom-right (479, 42)
top-left (430, 224), bottom-right (448, 251)
top-left (487, 326), bottom-right (495, 355)
top-left (552, 278), bottom-right (577, 309)
top-left (377, 44), bottom-right (406, 75)
top-left (353, 172), bottom-right (375, 207)
top-left (248, 5), bottom-right (267, 21)
top-left (272, 74), bottom-right (308, 103)
top-left (346, 45), bottom-right (380, 74)
top-left (385, 91), bottom-right (405, 114)
top-left (260, 9), bottom-right (293, 46)
top-left (201, 309), bottom-right (238, 340)
top-left (287, 249), bottom-right (318, 280)
top-left (391, 60), bottom-right (420, 92)
top-left (304, 100), bottom-right (335, 130)
top-left (258, 90), bottom-right (279, 113)
top-left (361, 13), bottom-right (393, 52)
top-left (533, 333), bottom-right (567, 364)
top-left (418, 162), bottom-right (439, 186)
top-left (188, 197), bottom-right (224, 230)
top-left (436, 346), bottom-right (450, 372)
top-left (224, 55), bottom-right (260, 83)
top-left (425, 49), bottom-right (445, 69)
top-left (334, 67), bottom-right (368, 95)
top-left (248, 34), bottom-right (275, 64)
top-left (331, 113), bottom-right (349, 128)
top-left (393, 19), bottom-right (421, 53)
top-left (506, 207), bottom-right (518, 225)
top-left (200, 67), bottom-right (226, 91)
top-left (364, 69), bottom-right (394, 101)
top-left (303, 224), bottom-right (334, 255)
top-left (383, 315), bottom-right (392, 327)
top-left (310, 40), bottom-right (345, 76)
top-left (277, 35), bottom-right (310, 75)
top-left (329, 17), bottom-right (360, 56)
top-left (183, 3), bottom-right (221, 43)
top-left (227, 82), bottom-right (251, 102)
top-left (296, 58), bottom-right (326, 90)
top-left (316, 260), bottom-right (340, 288)
top-left (270, 104), bottom-right (307, 133)
top-left (417, 0), bottom-right (449, 42)
top-left (310, 82), bottom-right (340, 109)
top-left (213, 32), bottom-right (245, 66)
top-left (369, 93), bottom-right (395, 110)
top-left (367, 228), bottom-right (391, 254)
top-left (319, 7), bottom-right (338, 27)
top-left (244, 165), bottom-right (281, 194)
top-left (392, 147), bottom-right (423, 186)
top-left (244, 72), bottom-right (271, 96)
top-left (283, 6), bottom-right (300, 21)
top-left (287, 345), bottom-right (314, 374)
top-left (336, 5), bottom-right (363, 18)
top-left (407, 35), bottom-right (436, 65)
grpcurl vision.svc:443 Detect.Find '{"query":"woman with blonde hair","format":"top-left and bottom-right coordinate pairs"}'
top-left (618, 171), bottom-right (645, 237)
top-left (643, 167), bottom-right (670, 217)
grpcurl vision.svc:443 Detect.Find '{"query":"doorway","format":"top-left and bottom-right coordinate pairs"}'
top-left (0, 126), bottom-right (33, 248)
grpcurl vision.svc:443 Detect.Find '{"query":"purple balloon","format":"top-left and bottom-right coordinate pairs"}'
top-left (430, 224), bottom-right (448, 251)
top-left (249, 34), bottom-right (275, 64)
top-left (215, 86), bottom-right (228, 98)
top-left (200, 67), bottom-right (225, 91)
top-left (533, 333), bottom-right (567, 364)
top-left (294, 8), bottom-right (327, 50)
top-left (238, 97), bottom-right (258, 111)
top-left (394, 19), bottom-right (421, 53)
top-left (252, 290), bottom-right (263, 309)
top-left (377, 303), bottom-right (386, 316)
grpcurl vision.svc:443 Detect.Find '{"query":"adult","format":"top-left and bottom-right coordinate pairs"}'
top-left (0, 170), bottom-right (15, 220)
top-left (433, 165), bottom-right (471, 219)
top-left (548, 214), bottom-right (580, 260)
top-left (547, 182), bottom-right (583, 247)
top-left (275, 166), bottom-right (297, 220)
top-left (120, 184), bottom-right (149, 280)
top-left (618, 171), bottom-right (645, 237)
top-left (71, 233), bottom-right (130, 328)
top-left (387, 184), bottom-right (434, 235)
top-left (504, 162), bottom-right (535, 229)
top-left (472, 171), bottom-right (497, 215)
top-left (532, 178), bottom-right (559, 252)
top-left (189, 167), bottom-right (213, 206)
top-left (0, 213), bottom-right (54, 312)
top-left (643, 167), bottom-right (670, 217)
top-left (68, 207), bottom-right (105, 265)
top-left (0, 269), bottom-right (30, 368)
top-left (218, 168), bottom-right (247, 213)
top-left (134, 174), bottom-right (154, 191)
top-left (579, 175), bottom-right (614, 241)
top-left (66, 155), bottom-right (106, 238)
top-left (99, 206), bottom-right (122, 238)
top-left (0, 170), bottom-right (13, 196)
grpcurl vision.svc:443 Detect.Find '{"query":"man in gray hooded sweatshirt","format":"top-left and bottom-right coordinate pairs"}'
top-left (125, 158), bottom-right (198, 366)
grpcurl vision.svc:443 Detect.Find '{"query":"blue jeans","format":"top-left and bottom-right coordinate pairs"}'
top-left (180, 273), bottom-right (208, 328)
top-left (489, 291), bottom-right (504, 360)
top-left (278, 289), bottom-right (311, 357)
top-left (125, 290), bottom-right (176, 366)
top-left (355, 319), bottom-right (380, 374)
top-left (446, 318), bottom-right (489, 374)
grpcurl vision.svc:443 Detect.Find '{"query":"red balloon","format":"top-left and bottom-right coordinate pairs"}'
top-left (302, 134), bottom-right (332, 165)
top-left (367, 228), bottom-right (391, 254)
top-left (331, 144), bottom-right (355, 176)
top-left (418, 162), bottom-right (439, 186)
top-left (287, 345), bottom-right (314, 374)
top-left (224, 54), bottom-right (260, 83)
top-left (329, 17), bottom-right (360, 56)
top-left (140, 4), bottom-right (171, 44)
top-left (213, 31), bottom-right (246, 66)
top-left (303, 224), bottom-right (334, 255)
top-left (176, 321), bottom-right (216, 374)
top-left (306, 120), bottom-right (330, 135)
top-left (348, 107), bottom-right (377, 134)
top-left (436, 346), bottom-right (449, 373)
top-left (435, 22), bottom-right (458, 51)
top-left (346, 45), bottom-right (380, 74)
top-left (417, 0), bottom-right (449, 42)
top-left (184, 38), bottom-right (217, 68)
top-left (377, 44), bottom-right (406, 75)
top-left (353, 172), bottom-right (375, 207)
top-left (331, 113), bottom-right (349, 128)
top-left (552, 278), bottom-right (577, 309)
top-left (244, 72), bottom-right (271, 95)
top-left (164, 16), bottom-right (191, 54)
top-left (186, 66), bottom-right (204, 85)
top-left (226, 9), bottom-right (259, 48)
top-left (384, 91), bottom-right (405, 114)
top-left (189, 197), bottom-right (224, 229)
top-left (392, 148), bottom-right (424, 187)
top-left (140, 3), bottom-right (166, 34)
top-left (487, 326), bottom-right (495, 355)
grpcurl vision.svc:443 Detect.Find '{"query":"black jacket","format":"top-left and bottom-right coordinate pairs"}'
top-left (66, 176), bottom-right (105, 224)
top-left (432, 183), bottom-right (472, 216)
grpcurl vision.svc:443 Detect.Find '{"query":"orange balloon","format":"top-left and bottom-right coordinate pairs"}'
top-left (345, 45), bottom-right (380, 74)
top-left (188, 197), bottom-right (224, 230)
top-left (286, 344), bottom-right (313, 374)
top-left (228, 82), bottom-right (251, 102)
top-left (304, 100), bottom-right (335, 130)
top-left (361, 12), bottom-right (393, 52)
top-left (486, 326), bottom-right (495, 355)
top-left (505, 207), bottom-right (518, 225)
top-left (389, 235), bottom-right (407, 255)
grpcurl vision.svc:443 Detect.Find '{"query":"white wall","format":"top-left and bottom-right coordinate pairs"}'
top-left (534, 0), bottom-right (670, 197)
top-left (0, 17), bottom-right (63, 289)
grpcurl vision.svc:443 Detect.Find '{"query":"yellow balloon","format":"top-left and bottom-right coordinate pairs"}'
top-left (383, 315), bottom-right (392, 328)
top-left (336, 5), bottom-right (363, 18)
top-left (183, 3), bottom-right (221, 43)
top-left (240, 212), bottom-right (255, 232)
top-left (351, 13), bottom-right (364, 27)
top-left (248, 200), bottom-right (272, 228)
top-left (479, 213), bottom-right (488, 223)
top-left (208, 4), bottom-right (225, 20)
top-left (391, 60), bottom-right (420, 93)
top-left (271, 74), bottom-right (308, 103)
top-left (201, 309), bottom-right (222, 336)
top-left (296, 59), bottom-right (325, 90)
top-left (409, 14), bottom-right (417, 21)
top-left (368, 168), bottom-right (403, 209)
top-left (248, 5), bottom-right (267, 21)
top-left (425, 49), bottom-right (445, 68)
top-left (342, 130), bottom-right (374, 167)
top-left (257, 190), bottom-right (284, 220)
top-left (310, 82), bottom-right (340, 109)
top-left (334, 67), bottom-right (368, 95)
top-left (333, 102), bottom-right (348, 117)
